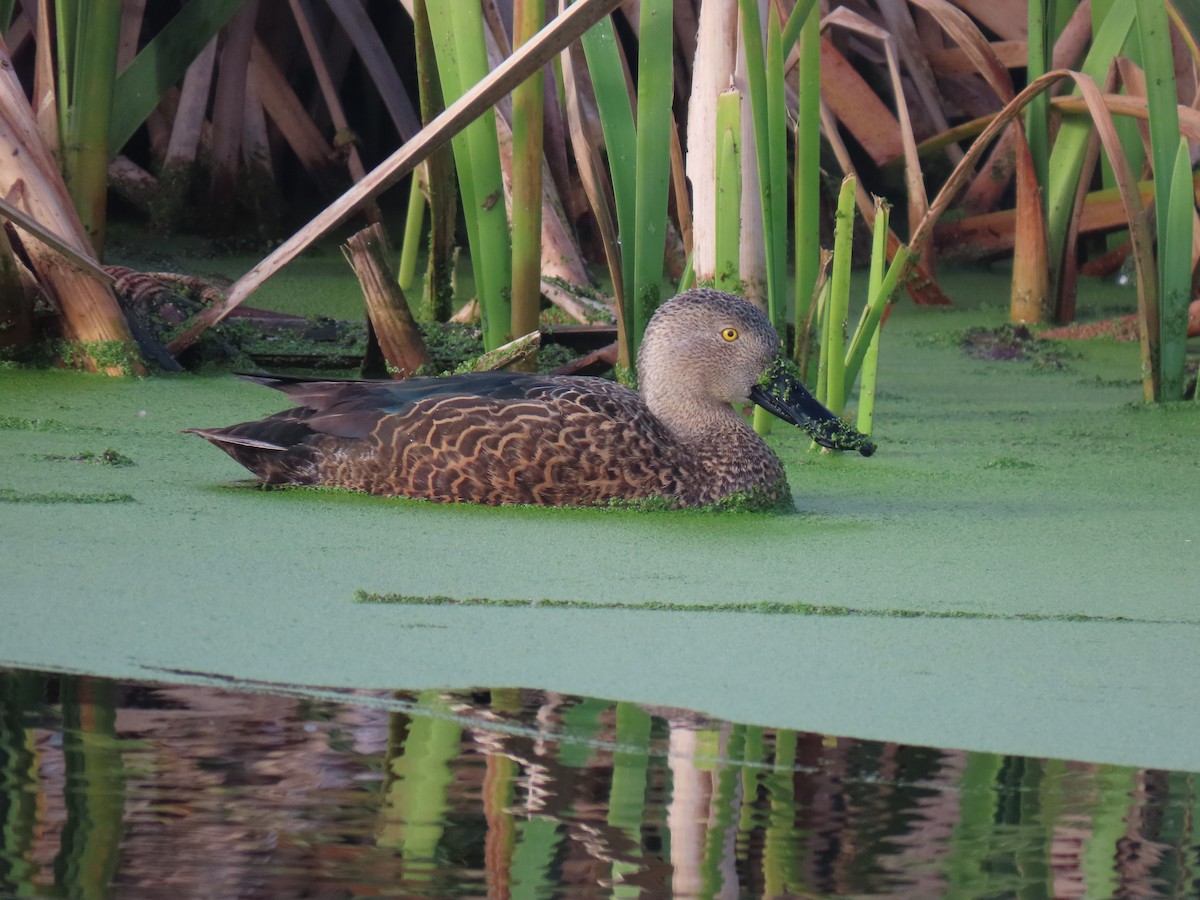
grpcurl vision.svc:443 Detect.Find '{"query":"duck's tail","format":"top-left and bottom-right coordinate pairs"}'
top-left (185, 422), bottom-right (317, 485)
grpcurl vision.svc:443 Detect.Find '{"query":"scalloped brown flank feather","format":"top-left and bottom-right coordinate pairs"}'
top-left (187, 289), bottom-right (795, 508)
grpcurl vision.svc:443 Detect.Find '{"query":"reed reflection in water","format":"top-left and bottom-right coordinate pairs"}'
top-left (1, 668), bottom-right (1197, 898)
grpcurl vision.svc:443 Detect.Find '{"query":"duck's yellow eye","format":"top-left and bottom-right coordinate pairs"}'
top-left (721, 327), bottom-right (739, 342)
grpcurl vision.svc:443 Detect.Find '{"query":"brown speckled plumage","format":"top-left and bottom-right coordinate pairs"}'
top-left (188, 290), bottom-right (800, 508)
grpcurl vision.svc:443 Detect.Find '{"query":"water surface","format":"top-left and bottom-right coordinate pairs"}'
top-left (2, 668), bottom-right (1197, 898)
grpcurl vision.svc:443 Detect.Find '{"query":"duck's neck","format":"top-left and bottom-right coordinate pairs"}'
top-left (646, 386), bottom-right (752, 450)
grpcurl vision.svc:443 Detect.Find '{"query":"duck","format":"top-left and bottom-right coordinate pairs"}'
top-left (186, 288), bottom-right (874, 508)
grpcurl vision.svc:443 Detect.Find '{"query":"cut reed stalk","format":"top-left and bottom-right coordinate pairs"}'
top-left (459, 330), bottom-right (541, 373)
top-left (342, 223), bottom-right (431, 377)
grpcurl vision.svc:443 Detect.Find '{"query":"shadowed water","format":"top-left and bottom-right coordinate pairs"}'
top-left (1, 667), bottom-right (1197, 898)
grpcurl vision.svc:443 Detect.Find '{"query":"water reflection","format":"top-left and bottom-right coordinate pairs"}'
top-left (1, 668), bottom-right (1197, 898)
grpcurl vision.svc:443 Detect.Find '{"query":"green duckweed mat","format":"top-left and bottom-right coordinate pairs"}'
top-left (2, 270), bottom-right (1198, 770)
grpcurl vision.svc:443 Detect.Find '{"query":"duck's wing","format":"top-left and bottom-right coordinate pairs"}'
top-left (237, 372), bottom-right (576, 440)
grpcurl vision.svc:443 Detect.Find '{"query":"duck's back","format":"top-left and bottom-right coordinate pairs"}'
top-left (189, 373), bottom-right (689, 505)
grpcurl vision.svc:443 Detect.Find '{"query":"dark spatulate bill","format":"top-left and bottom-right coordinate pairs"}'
top-left (750, 359), bottom-right (876, 457)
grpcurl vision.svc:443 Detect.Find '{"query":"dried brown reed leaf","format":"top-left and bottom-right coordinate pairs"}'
top-left (822, 7), bottom-right (927, 236)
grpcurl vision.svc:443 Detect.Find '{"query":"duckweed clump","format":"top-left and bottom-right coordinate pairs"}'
top-left (0, 488), bottom-right (135, 503)
top-left (421, 322), bottom-right (484, 373)
top-left (41, 449), bottom-right (135, 466)
top-left (352, 590), bottom-right (1166, 625)
top-left (0, 415), bottom-right (74, 432)
top-left (58, 340), bottom-right (143, 376)
top-left (983, 456), bottom-right (1036, 470)
top-left (959, 324), bottom-right (1074, 370)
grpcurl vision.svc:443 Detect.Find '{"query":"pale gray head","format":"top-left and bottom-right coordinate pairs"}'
top-left (637, 289), bottom-right (780, 440)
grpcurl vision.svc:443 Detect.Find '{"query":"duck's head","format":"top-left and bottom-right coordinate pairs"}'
top-left (638, 289), bottom-right (875, 455)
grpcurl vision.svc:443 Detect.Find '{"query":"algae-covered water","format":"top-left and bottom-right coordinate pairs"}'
top-left (2, 270), bottom-right (1199, 779)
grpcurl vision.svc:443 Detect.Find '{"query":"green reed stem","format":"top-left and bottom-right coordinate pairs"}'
top-left (764, 6), bottom-right (787, 336)
top-left (738, 0), bottom-right (783, 333)
top-left (797, 257), bottom-right (830, 384)
top-left (1044, 2), bottom-right (1136, 302)
top-left (397, 173), bottom-right (425, 292)
top-left (426, 3), bottom-right (512, 349)
top-left (677, 253), bottom-right (695, 294)
top-left (844, 245), bottom-right (908, 391)
top-left (1136, 0), bottom-right (1189, 400)
top-left (740, 0), bottom-right (781, 436)
top-left (856, 202), bottom-right (889, 436)
top-left (1161, 136), bottom-right (1194, 402)
top-left (57, 0), bottom-right (122, 254)
top-left (580, 15), bottom-right (637, 356)
top-left (1025, 0), bottom-right (1052, 195)
top-left (510, 0), bottom-right (545, 362)
top-left (631, 0), bottom-right (674, 361)
top-left (793, 1), bottom-right (822, 336)
top-left (714, 90), bottom-right (742, 293)
top-left (821, 176), bottom-right (856, 415)
top-left (1092, 0), bottom-right (1145, 252)
top-left (108, 0), bottom-right (244, 153)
